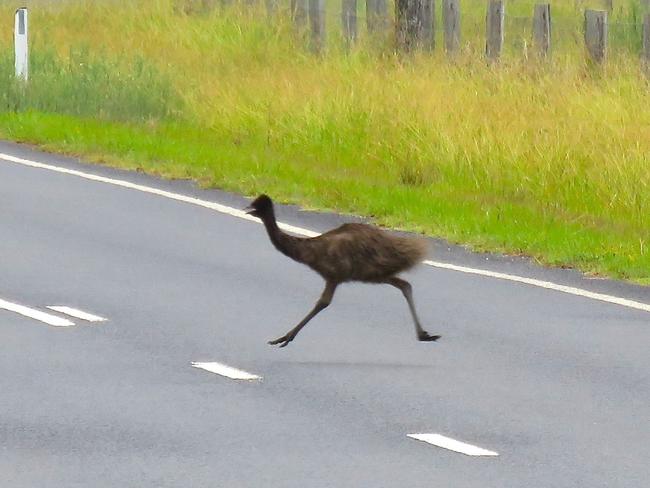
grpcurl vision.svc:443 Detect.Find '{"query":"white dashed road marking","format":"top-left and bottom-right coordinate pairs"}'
top-left (191, 361), bottom-right (262, 381)
top-left (2, 152), bottom-right (648, 314)
top-left (0, 298), bottom-right (75, 327)
top-left (408, 433), bottom-right (499, 457)
top-left (47, 306), bottom-right (107, 322)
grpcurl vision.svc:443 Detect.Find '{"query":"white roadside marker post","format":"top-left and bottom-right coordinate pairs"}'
top-left (15, 7), bottom-right (29, 82)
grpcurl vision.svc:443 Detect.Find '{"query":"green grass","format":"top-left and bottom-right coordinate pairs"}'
top-left (0, 48), bottom-right (181, 120)
top-left (0, 0), bottom-right (648, 285)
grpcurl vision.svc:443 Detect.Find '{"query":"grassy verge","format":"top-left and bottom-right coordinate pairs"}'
top-left (0, 0), bottom-right (648, 284)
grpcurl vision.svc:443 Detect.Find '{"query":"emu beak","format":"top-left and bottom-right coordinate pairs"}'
top-left (243, 205), bottom-right (254, 215)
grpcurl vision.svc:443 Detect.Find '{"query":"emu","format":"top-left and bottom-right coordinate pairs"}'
top-left (244, 195), bottom-right (441, 347)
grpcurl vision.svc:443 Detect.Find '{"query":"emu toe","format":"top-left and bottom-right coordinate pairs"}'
top-left (418, 332), bottom-right (441, 342)
top-left (268, 335), bottom-right (293, 348)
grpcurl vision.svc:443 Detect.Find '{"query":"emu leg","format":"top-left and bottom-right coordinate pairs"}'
top-left (386, 277), bottom-right (440, 342)
top-left (268, 281), bottom-right (338, 348)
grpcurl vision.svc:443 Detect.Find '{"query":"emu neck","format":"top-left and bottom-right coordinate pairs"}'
top-left (259, 210), bottom-right (303, 262)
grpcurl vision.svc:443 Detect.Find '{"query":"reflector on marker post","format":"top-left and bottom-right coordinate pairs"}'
top-left (14, 7), bottom-right (28, 81)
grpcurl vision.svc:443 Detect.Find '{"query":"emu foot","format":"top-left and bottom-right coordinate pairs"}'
top-left (418, 331), bottom-right (441, 342)
top-left (268, 334), bottom-right (294, 348)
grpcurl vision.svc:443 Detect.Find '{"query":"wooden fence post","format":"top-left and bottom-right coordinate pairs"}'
top-left (422, 0), bottom-right (436, 50)
top-left (533, 4), bottom-right (551, 58)
top-left (643, 14), bottom-right (650, 73)
top-left (366, 0), bottom-right (388, 35)
top-left (442, 0), bottom-right (461, 56)
top-left (342, 0), bottom-right (358, 46)
top-left (266, 0), bottom-right (276, 17)
top-left (486, 0), bottom-right (504, 61)
top-left (292, 0), bottom-right (308, 29)
top-left (396, 0), bottom-right (420, 50)
top-left (585, 9), bottom-right (607, 63)
top-left (396, 0), bottom-right (434, 51)
top-left (309, 0), bottom-right (326, 53)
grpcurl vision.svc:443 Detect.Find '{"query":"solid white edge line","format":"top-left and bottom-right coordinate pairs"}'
top-left (2, 152), bottom-right (648, 314)
top-left (191, 361), bottom-right (262, 381)
top-left (408, 433), bottom-right (499, 457)
top-left (0, 153), bottom-right (318, 238)
top-left (423, 260), bottom-right (650, 313)
top-left (0, 298), bottom-right (75, 327)
top-left (47, 306), bottom-right (107, 322)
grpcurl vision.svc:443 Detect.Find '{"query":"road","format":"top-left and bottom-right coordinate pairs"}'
top-left (1, 140), bottom-right (649, 487)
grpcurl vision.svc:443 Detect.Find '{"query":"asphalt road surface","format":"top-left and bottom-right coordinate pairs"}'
top-left (1, 140), bottom-right (649, 488)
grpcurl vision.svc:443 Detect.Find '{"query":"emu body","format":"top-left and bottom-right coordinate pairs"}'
top-left (245, 195), bottom-right (441, 347)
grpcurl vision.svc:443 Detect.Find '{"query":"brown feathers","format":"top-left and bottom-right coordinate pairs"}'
top-left (297, 223), bottom-right (429, 283)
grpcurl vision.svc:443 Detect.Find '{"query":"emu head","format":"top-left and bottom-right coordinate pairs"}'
top-left (244, 194), bottom-right (274, 219)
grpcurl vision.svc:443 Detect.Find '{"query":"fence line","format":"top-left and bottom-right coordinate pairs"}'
top-left (274, 0), bottom-right (650, 64)
top-left (11, 2), bottom-right (650, 82)
top-left (278, 1), bottom-right (650, 68)
top-left (343, 0), bottom-right (650, 65)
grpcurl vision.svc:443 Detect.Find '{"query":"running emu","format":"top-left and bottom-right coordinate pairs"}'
top-left (244, 195), bottom-right (441, 347)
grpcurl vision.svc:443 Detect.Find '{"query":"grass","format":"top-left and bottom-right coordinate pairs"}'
top-left (0, 0), bottom-right (649, 285)
top-left (0, 47), bottom-right (181, 120)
